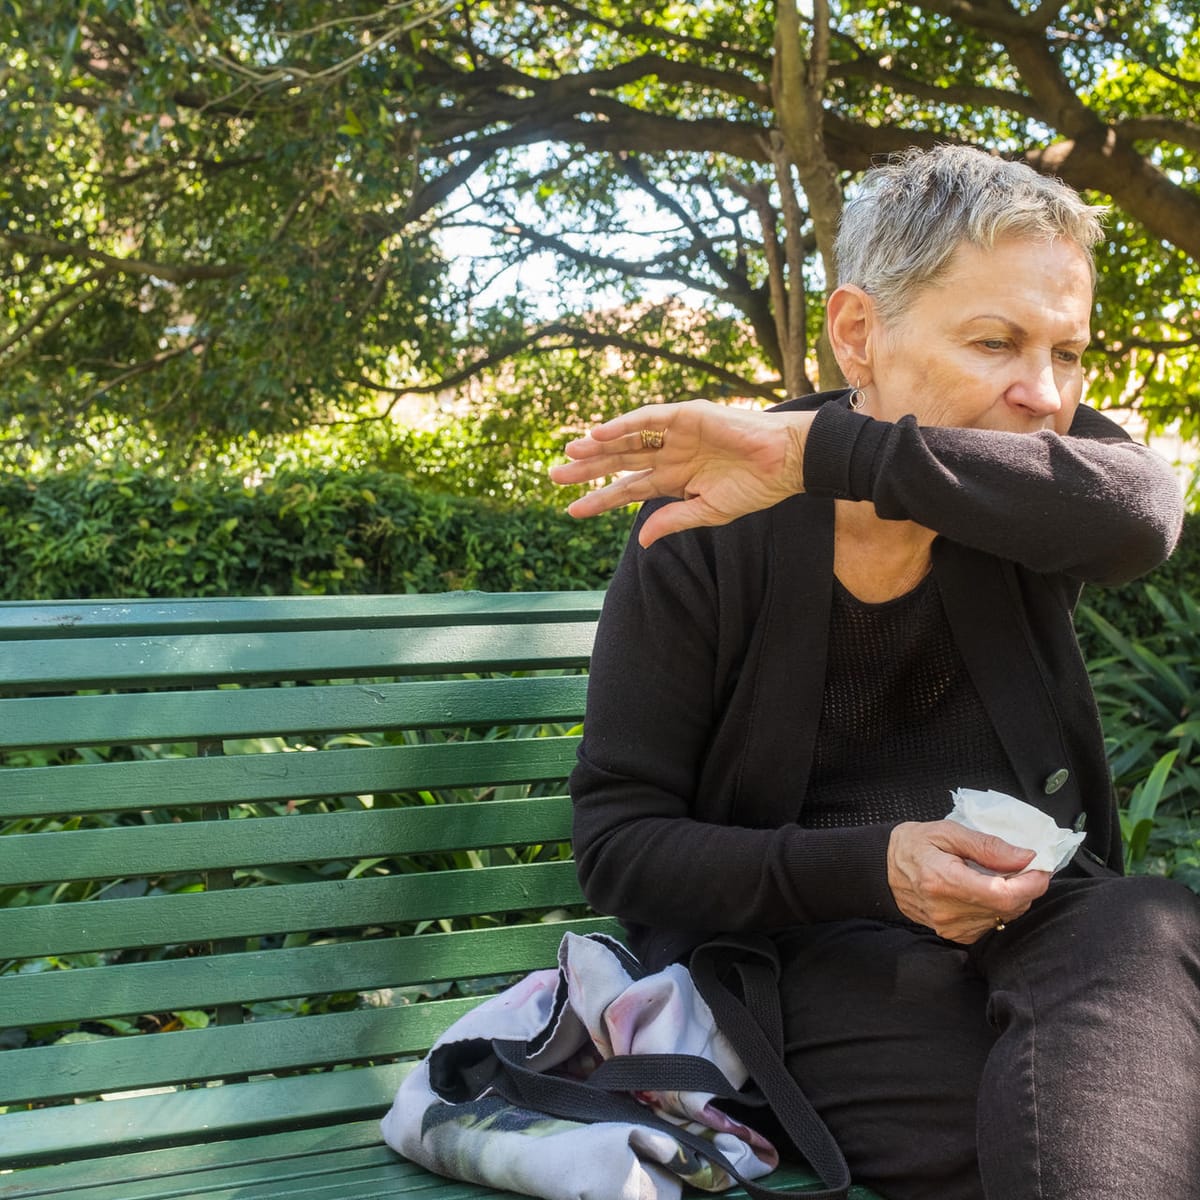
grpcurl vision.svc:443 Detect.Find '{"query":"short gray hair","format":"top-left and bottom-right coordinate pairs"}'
top-left (834, 145), bottom-right (1107, 321)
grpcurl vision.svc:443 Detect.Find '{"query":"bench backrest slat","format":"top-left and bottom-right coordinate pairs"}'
top-left (1, 861), bottom-right (584, 958)
top-left (0, 918), bottom-right (618, 1029)
top-left (0, 736), bottom-right (580, 819)
top-left (0, 624), bottom-right (596, 692)
top-left (5, 1001), bottom-right (482, 1104)
top-left (1, 796), bottom-right (574, 886)
top-left (0, 591), bottom-right (605, 639)
top-left (1, 675), bottom-right (587, 751)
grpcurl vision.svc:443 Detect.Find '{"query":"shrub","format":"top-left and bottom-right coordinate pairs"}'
top-left (0, 466), bottom-right (631, 599)
top-left (1081, 586), bottom-right (1200, 889)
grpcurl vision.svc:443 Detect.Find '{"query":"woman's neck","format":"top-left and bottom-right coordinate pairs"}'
top-left (833, 499), bottom-right (937, 604)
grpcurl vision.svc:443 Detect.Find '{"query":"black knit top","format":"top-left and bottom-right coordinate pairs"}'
top-left (801, 574), bottom-right (1022, 830)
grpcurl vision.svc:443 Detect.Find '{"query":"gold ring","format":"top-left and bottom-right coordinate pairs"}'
top-left (640, 429), bottom-right (665, 451)
top-left (994, 916), bottom-right (1007, 932)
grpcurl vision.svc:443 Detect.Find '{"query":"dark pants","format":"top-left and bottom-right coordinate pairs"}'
top-left (772, 873), bottom-right (1200, 1200)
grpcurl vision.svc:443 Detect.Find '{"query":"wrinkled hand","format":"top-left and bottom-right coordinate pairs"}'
top-left (887, 820), bottom-right (1051, 944)
top-left (548, 400), bottom-right (814, 548)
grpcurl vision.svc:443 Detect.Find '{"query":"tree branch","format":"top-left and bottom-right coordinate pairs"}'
top-left (1094, 331), bottom-right (1200, 357)
top-left (84, 339), bottom-right (208, 402)
top-left (615, 154), bottom-right (751, 296)
top-left (542, 2), bottom-right (771, 72)
top-left (909, 0), bottom-right (1054, 37)
top-left (724, 175), bottom-right (790, 380)
top-left (3, 232), bottom-right (243, 283)
top-left (1115, 116), bottom-right (1200, 155)
top-left (830, 50), bottom-right (1043, 122)
top-left (0, 269), bottom-right (109, 357)
top-left (354, 320), bottom-right (781, 401)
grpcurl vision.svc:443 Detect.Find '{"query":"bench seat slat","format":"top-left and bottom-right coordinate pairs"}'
top-left (0, 736), bottom-right (580, 820)
top-left (0, 918), bottom-right (620, 1027)
top-left (0, 797), bottom-right (575, 886)
top-left (0, 863), bottom-right (584, 958)
top-left (2, 999), bottom-right (484, 1103)
top-left (71, 1155), bottom-right (431, 1200)
top-left (50, 1151), bottom-right (426, 1200)
top-left (0, 1125), bottom-right (398, 1196)
top-left (0, 625), bottom-right (595, 693)
top-left (0, 591), bottom-right (606, 641)
top-left (0, 676), bottom-right (587, 752)
top-left (0, 1063), bottom-right (411, 1169)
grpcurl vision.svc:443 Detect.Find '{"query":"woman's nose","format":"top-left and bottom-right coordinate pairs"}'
top-left (1006, 357), bottom-right (1064, 416)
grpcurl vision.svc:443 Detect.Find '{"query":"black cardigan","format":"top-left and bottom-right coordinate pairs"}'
top-left (570, 391), bottom-right (1184, 970)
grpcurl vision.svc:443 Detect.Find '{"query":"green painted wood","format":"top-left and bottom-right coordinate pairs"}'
top-left (0, 797), bottom-right (576, 886)
top-left (0, 675), bottom-right (587, 752)
top-left (3, 1143), bottom-right (426, 1200)
top-left (0, 624), bottom-right (596, 694)
top-left (0, 1063), bottom-right (412, 1168)
top-left (1, 998), bottom-right (487, 1104)
top-left (0, 736), bottom-right (580, 820)
top-left (0, 1122), bottom-right (395, 1194)
top-left (0, 591), bottom-right (606, 641)
top-left (0, 862), bottom-right (584, 958)
top-left (0, 918), bottom-right (621, 1028)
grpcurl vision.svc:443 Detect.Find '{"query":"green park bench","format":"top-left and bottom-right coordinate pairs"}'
top-left (0, 591), bottom-right (881, 1200)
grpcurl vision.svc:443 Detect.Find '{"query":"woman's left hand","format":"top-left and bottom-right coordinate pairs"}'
top-left (887, 820), bottom-right (1052, 943)
top-left (548, 399), bottom-right (814, 548)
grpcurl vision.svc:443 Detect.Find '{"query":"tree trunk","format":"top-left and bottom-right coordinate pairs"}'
top-left (772, 0), bottom-right (844, 392)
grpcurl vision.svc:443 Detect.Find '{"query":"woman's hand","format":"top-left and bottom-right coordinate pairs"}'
top-left (548, 400), bottom-right (815, 548)
top-left (887, 820), bottom-right (1051, 944)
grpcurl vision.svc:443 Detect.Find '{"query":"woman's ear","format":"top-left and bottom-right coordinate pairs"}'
top-left (826, 284), bottom-right (876, 386)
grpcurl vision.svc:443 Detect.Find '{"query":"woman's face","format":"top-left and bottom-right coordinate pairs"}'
top-left (865, 236), bottom-right (1094, 434)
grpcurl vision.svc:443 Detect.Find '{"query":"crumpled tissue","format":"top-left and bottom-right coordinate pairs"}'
top-left (945, 787), bottom-right (1085, 874)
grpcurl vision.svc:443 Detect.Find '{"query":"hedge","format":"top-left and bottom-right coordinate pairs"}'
top-left (0, 467), bottom-right (631, 599)
top-left (0, 466), bottom-right (1195, 657)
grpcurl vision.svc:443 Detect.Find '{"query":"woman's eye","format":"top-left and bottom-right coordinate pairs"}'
top-left (978, 339), bottom-right (1010, 351)
top-left (1054, 349), bottom-right (1081, 364)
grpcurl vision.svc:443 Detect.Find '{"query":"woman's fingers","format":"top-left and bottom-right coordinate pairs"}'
top-left (564, 470), bottom-right (657, 518)
top-left (635, 493), bottom-right (737, 547)
top-left (549, 441), bottom-right (664, 484)
top-left (550, 401), bottom-right (814, 533)
top-left (887, 821), bottom-right (1052, 943)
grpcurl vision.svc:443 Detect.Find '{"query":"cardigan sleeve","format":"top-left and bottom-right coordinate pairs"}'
top-left (570, 506), bottom-right (902, 955)
top-left (802, 401), bottom-right (1183, 585)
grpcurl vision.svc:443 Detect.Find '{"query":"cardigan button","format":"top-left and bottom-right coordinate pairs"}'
top-left (1043, 768), bottom-right (1070, 795)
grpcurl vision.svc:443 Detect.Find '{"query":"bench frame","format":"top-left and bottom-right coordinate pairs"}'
top-left (0, 592), bottom-right (873, 1199)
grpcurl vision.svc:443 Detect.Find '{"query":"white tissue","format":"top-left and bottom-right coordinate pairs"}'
top-left (945, 787), bottom-right (1085, 874)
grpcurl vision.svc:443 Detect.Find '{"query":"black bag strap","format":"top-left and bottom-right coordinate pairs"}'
top-left (482, 1038), bottom-right (841, 1200)
top-left (432, 931), bottom-right (851, 1200)
top-left (690, 934), bottom-right (851, 1199)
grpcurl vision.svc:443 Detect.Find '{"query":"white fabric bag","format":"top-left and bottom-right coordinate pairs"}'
top-left (380, 931), bottom-right (780, 1200)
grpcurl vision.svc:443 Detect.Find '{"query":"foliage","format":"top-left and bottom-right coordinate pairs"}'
top-left (1, 0), bottom-right (452, 459)
top-left (2, 1), bottom-right (1198, 474)
top-left (1081, 586), bottom-right (1200, 887)
top-left (1078, 512), bottom-right (1200, 654)
top-left (0, 463), bottom-right (630, 599)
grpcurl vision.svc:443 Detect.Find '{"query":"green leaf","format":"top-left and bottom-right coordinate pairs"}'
top-left (172, 1010), bottom-right (211, 1030)
top-left (338, 107), bottom-right (364, 136)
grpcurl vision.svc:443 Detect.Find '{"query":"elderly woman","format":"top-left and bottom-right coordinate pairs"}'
top-left (550, 146), bottom-right (1199, 1200)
